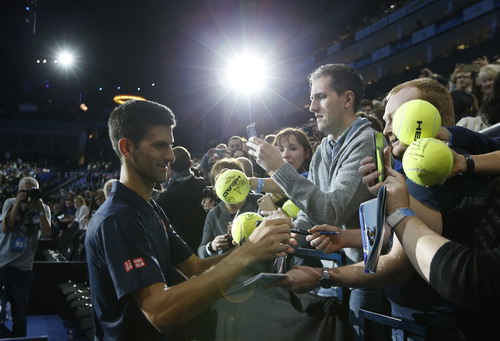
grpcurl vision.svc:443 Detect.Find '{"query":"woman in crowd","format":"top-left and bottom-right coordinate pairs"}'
top-left (73, 195), bottom-right (89, 230)
top-left (248, 127), bottom-right (314, 194)
top-left (457, 70), bottom-right (500, 131)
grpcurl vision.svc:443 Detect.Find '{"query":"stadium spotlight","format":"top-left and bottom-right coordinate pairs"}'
top-left (222, 52), bottom-right (267, 93)
top-left (57, 51), bottom-right (74, 66)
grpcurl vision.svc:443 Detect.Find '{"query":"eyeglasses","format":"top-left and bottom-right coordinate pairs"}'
top-left (457, 75), bottom-right (471, 79)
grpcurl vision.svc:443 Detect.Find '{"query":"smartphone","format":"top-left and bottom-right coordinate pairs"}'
top-left (246, 123), bottom-right (257, 139)
top-left (257, 194), bottom-right (277, 212)
top-left (373, 132), bottom-right (386, 183)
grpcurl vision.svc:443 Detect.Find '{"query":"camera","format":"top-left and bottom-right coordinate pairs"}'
top-left (20, 188), bottom-right (43, 201)
top-left (29, 188), bottom-right (43, 201)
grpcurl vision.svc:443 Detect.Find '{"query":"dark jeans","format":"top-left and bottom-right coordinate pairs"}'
top-left (0, 267), bottom-right (33, 337)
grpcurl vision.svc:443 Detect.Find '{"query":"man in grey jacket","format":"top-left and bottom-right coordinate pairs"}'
top-left (248, 63), bottom-right (385, 340)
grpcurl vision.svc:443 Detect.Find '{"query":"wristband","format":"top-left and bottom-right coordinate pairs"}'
top-left (463, 154), bottom-right (475, 175)
top-left (255, 178), bottom-right (264, 194)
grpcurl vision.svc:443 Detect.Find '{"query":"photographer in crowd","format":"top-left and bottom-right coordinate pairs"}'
top-left (0, 177), bottom-right (51, 337)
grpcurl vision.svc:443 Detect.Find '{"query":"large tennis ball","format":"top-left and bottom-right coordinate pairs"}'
top-left (402, 138), bottom-right (453, 187)
top-left (393, 99), bottom-right (441, 146)
top-left (215, 169), bottom-right (250, 204)
top-left (282, 200), bottom-right (300, 218)
top-left (231, 212), bottom-right (263, 244)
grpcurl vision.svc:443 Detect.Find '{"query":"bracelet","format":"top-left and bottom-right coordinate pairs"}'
top-left (463, 154), bottom-right (475, 175)
top-left (255, 178), bottom-right (265, 194)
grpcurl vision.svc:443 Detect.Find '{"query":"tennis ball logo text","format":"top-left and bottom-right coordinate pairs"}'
top-left (413, 121), bottom-right (423, 141)
top-left (223, 175), bottom-right (242, 198)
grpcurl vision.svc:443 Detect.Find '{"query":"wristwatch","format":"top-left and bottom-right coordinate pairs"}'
top-left (319, 267), bottom-right (334, 288)
top-left (386, 208), bottom-right (415, 229)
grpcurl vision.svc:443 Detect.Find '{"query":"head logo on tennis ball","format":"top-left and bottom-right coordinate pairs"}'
top-left (215, 169), bottom-right (250, 204)
top-left (393, 99), bottom-right (441, 146)
top-left (231, 212), bottom-right (263, 245)
top-left (402, 138), bottom-right (453, 187)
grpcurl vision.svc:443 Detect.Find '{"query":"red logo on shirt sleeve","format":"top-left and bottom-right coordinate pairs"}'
top-left (123, 260), bottom-right (133, 272)
top-left (133, 257), bottom-right (146, 269)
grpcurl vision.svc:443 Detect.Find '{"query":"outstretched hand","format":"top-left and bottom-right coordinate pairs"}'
top-left (242, 217), bottom-right (294, 262)
top-left (246, 137), bottom-right (285, 172)
top-left (280, 266), bottom-right (322, 294)
top-left (306, 224), bottom-right (344, 253)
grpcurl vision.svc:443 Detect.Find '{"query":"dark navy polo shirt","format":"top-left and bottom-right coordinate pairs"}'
top-left (85, 181), bottom-right (192, 341)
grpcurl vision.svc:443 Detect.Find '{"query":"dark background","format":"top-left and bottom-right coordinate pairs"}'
top-left (0, 0), bottom-right (398, 155)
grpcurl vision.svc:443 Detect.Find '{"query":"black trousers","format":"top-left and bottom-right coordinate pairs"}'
top-left (0, 266), bottom-right (33, 337)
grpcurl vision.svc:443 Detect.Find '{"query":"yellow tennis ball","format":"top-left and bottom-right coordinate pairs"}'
top-left (393, 99), bottom-right (441, 146)
top-left (215, 169), bottom-right (250, 204)
top-left (402, 138), bottom-right (453, 186)
top-left (282, 200), bottom-right (300, 218)
top-left (231, 212), bottom-right (263, 244)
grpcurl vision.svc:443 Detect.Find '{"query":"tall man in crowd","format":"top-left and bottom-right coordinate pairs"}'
top-left (85, 100), bottom-right (293, 340)
top-left (248, 63), bottom-right (385, 340)
top-left (0, 177), bottom-right (51, 337)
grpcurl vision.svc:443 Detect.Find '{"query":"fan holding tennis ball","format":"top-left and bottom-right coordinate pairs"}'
top-left (231, 212), bottom-right (263, 245)
top-left (215, 169), bottom-right (250, 204)
top-left (402, 138), bottom-right (453, 186)
top-left (393, 99), bottom-right (441, 146)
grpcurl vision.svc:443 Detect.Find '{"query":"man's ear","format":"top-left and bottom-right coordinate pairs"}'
top-left (344, 90), bottom-right (355, 109)
top-left (118, 138), bottom-right (134, 159)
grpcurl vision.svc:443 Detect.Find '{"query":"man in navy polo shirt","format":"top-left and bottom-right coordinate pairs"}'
top-left (85, 100), bottom-right (293, 341)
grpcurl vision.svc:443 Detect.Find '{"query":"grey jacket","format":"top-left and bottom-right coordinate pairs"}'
top-left (272, 117), bottom-right (378, 263)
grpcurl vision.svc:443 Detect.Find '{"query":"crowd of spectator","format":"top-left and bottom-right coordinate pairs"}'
top-left (1, 49), bottom-right (499, 340)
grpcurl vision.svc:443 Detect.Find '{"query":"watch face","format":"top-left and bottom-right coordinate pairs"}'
top-left (319, 277), bottom-right (334, 289)
top-left (319, 268), bottom-right (333, 289)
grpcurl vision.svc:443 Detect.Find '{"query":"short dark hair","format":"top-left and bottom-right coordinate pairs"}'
top-left (108, 100), bottom-right (176, 160)
top-left (171, 146), bottom-right (191, 172)
top-left (308, 63), bottom-right (365, 112)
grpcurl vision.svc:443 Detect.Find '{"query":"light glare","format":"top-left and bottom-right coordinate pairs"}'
top-left (224, 53), bottom-right (267, 93)
top-left (58, 52), bottom-right (74, 66)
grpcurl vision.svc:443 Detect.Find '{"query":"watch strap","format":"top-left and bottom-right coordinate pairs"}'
top-left (386, 208), bottom-right (415, 229)
top-left (463, 154), bottom-right (475, 175)
top-left (319, 267), bottom-right (333, 288)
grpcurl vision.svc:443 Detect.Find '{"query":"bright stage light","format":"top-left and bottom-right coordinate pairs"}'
top-left (58, 52), bottom-right (74, 66)
top-left (223, 53), bottom-right (267, 93)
